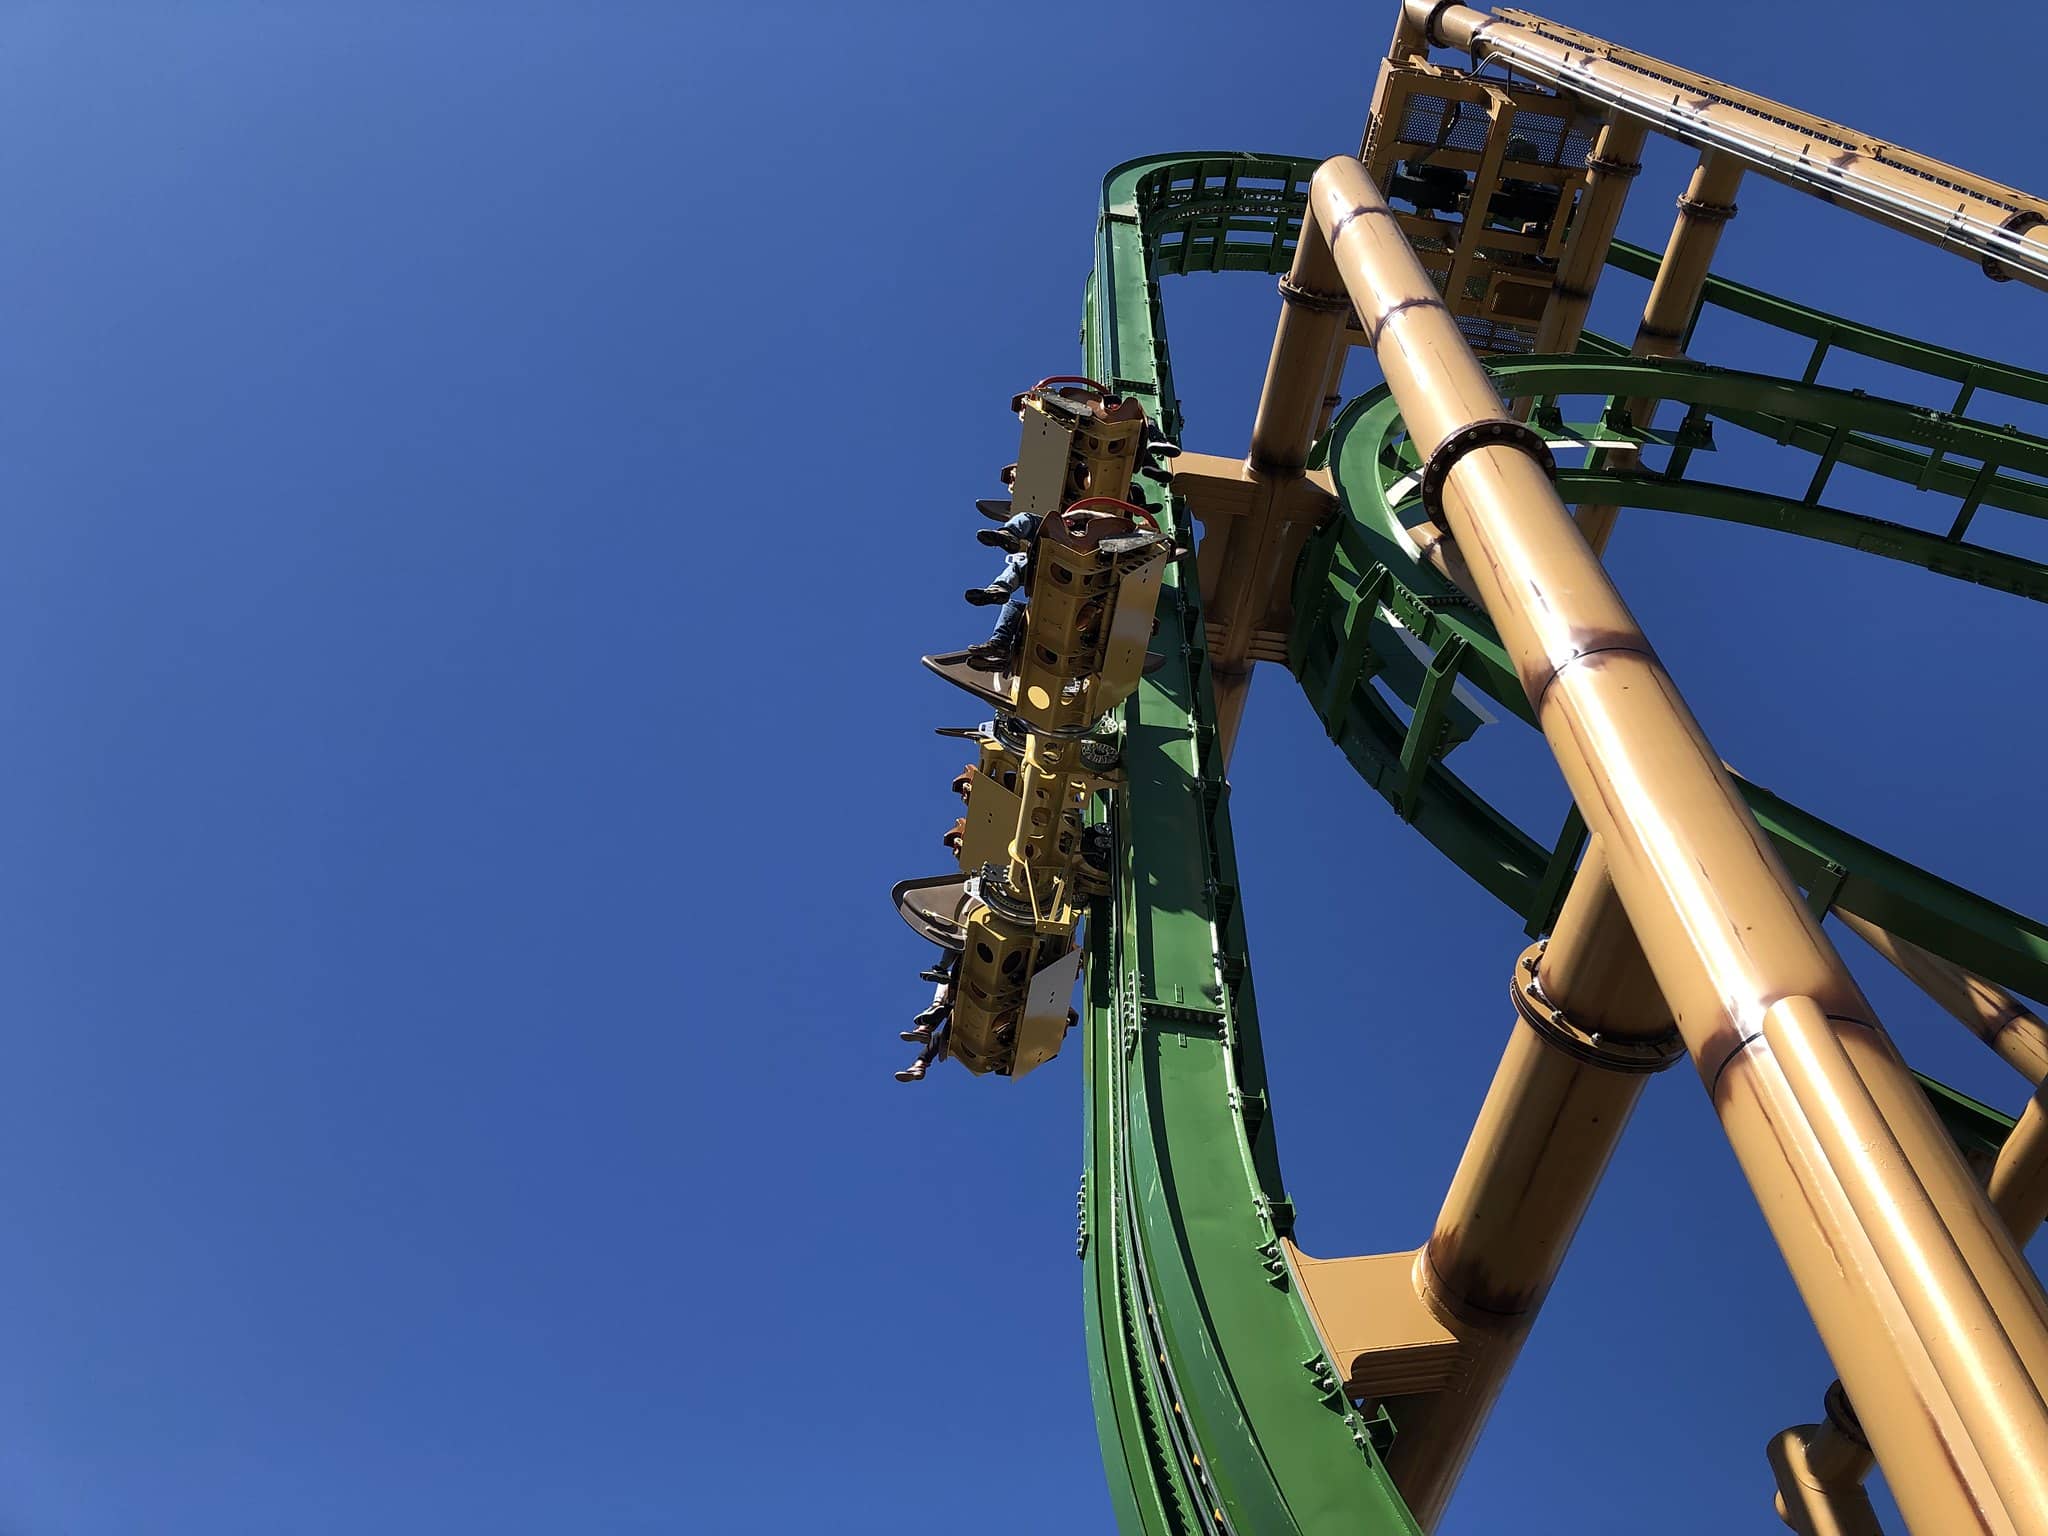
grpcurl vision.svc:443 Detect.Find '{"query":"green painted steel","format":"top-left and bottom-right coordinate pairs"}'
top-left (1081, 153), bottom-right (1425, 1536)
top-left (1604, 239), bottom-right (2048, 411)
top-left (1074, 152), bottom-right (2048, 1531)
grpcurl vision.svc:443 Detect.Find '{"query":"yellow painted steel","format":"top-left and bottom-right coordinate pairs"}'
top-left (1302, 152), bottom-right (2048, 1536)
top-left (993, 4), bottom-right (2048, 1526)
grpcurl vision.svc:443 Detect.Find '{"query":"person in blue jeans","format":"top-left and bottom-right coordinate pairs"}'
top-left (959, 488), bottom-right (1169, 672)
top-left (964, 509), bottom-right (1041, 607)
top-left (966, 596), bottom-right (1028, 672)
top-left (964, 504), bottom-right (1041, 671)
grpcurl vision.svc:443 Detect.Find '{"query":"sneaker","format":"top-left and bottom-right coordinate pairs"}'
top-left (919, 964), bottom-right (951, 984)
top-left (965, 645), bottom-right (1014, 673)
top-left (911, 1003), bottom-right (948, 1029)
top-left (976, 529), bottom-right (1023, 551)
top-left (976, 498), bottom-right (1014, 521)
top-left (964, 586), bottom-right (1010, 607)
top-left (894, 1062), bottom-right (927, 1083)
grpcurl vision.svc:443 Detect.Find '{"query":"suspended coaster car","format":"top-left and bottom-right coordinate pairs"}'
top-left (1007, 376), bottom-right (1148, 518)
top-left (891, 378), bottom-right (1175, 1078)
top-left (922, 495), bottom-right (1170, 728)
top-left (890, 859), bottom-right (1094, 1080)
top-left (925, 374), bottom-right (1171, 729)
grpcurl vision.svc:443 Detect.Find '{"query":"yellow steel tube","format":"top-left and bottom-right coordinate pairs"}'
top-left (1250, 213), bottom-right (1349, 476)
top-left (1311, 341), bottom-right (1351, 445)
top-left (1389, 857), bottom-right (1674, 1527)
top-left (1832, 1028), bottom-right (2048, 1380)
top-left (1528, 116), bottom-right (1648, 357)
top-left (1990, 1083), bottom-right (2048, 1247)
top-left (1762, 995), bottom-right (2048, 1522)
top-left (1729, 1093), bottom-right (1994, 1536)
top-left (1532, 852), bottom-right (1665, 1029)
top-left (1211, 192), bottom-right (1356, 760)
top-left (1308, 153), bottom-right (2048, 1535)
top-left (1839, 911), bottom-right (2048, 1086)
top-left (1574, 150), bottom-right (1743, 553)
top-left (1385, 0), bottom-right (1430, 60)
top-left (1769, 957), bottom-right (2048, 1521)
top-left (1767, 1055), bottom-right (2048, 1524)
top-left (1633, 152), bottom-right (1744, 355)
top-left (1396, 1019), bottom-right (1643, 1527)
top-left (1809, 1383), bottom-right (1879, 1492)
top-left (1770, 1423), bottom-right (1884, 1536)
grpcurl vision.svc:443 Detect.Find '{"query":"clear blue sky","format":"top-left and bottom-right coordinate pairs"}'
top-left (0, 3), bottom-right (2041, 1532)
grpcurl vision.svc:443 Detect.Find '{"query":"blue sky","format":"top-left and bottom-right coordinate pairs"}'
top-left (0, 3), bottom-right (2041, 1532)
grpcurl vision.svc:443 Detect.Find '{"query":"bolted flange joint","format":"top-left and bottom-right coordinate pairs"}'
top-left (1675, 192), bottom-right (1739, 224)
top-left (1277, 274), bottom-right (1354, 316)
top-left (1511, 944), bottom-right (1687, 1074)
top-left (1584, 152), bottom-right (1643, 180)
top-left (1420, 418), bottom-right (1557, 524)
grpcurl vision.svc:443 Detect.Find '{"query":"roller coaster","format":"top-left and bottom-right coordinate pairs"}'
top-left (892, 6), bottom-right (2048, 1531)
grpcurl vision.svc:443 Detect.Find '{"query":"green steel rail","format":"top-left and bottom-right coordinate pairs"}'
top-left (1077, 152), bottom-right (2046, 1532)
top-left (1082, 153), bottom-right (1421, 1536)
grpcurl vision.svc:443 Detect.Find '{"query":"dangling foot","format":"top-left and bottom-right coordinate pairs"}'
top-left (976, 497), bottom-right (1014, 521)
top-left (900, 1024), bottom-right (934, 1044)
top-left (911, 1003), bottom-right (948, 1029)
top-left (976, 529), bottom-right (1024, 551)
top-left (963, 586), bottom-right (1009, 607)
top-left (1143, 425), bottom-right (1182, 458)
top-left (919, 963), bottom-right (951, 984)
top-left (965, 643), bottom-right (1014, 673)
top-left (894, 1061), bottom-right (928, 1083)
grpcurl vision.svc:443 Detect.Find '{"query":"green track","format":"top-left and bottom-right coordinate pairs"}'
top-left (1077, 153), bottom-right (2048, 1533)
